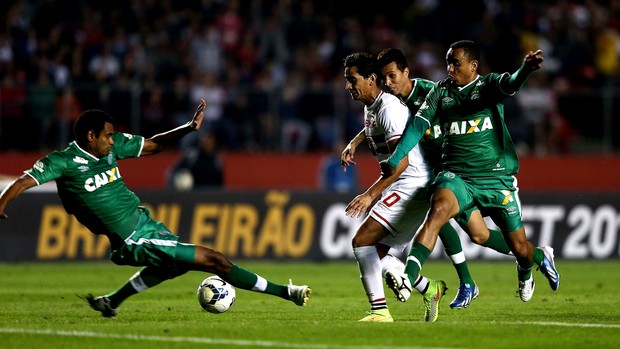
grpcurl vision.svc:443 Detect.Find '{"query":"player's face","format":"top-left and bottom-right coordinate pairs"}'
top-left (380, 62), bottom-right (410, 98)
top-left (89, 122), bottom-right (115, 158)
top-left (344, 66), bottom-right (374, 104)
top-left (446, 47), bottom-right (478, 87)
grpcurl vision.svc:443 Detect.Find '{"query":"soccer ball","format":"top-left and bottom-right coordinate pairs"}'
top-left (197, 276), bottom-right (236, 314)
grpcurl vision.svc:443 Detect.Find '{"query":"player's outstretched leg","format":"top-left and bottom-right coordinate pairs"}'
top-left (82, 266), bottom-right (187, 317)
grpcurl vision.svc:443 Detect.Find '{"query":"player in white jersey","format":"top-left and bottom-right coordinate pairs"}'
top-left (342, 52), bottom-right (446, 323)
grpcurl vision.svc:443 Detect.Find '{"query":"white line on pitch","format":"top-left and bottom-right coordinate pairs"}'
top-left (0, 327), bottom-right (459, 349)
top-left (499, 321), bottom-right (620, 329)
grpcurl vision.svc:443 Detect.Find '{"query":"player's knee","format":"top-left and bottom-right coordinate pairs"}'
top-left (351, 224), bottom-right (377, 248)
top-left (428, 200), bottom-right (453, 223)
top-left (510, 239), bottom-right (529, 259)
top-left (195, 247), bottom-right (233, 274)
top-left (469, 230), bottom-right (487, 245)
top-left (351, 235), bottom-right (368, 248)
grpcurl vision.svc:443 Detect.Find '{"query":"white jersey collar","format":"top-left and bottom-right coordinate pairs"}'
top-left (71, 141), bottom-right (100, 161)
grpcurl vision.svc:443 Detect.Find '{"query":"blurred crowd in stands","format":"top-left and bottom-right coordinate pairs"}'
top-left (0, 0), bottom-right (619, 154)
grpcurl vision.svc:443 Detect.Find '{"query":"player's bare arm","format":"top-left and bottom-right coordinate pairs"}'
top-left (379, 154), bottom-right (409, 179)
top-left (341, 129), bottom-right (366, 171)
top-left (141, 99), bottom-right (206, 156)
top-left (0, 174), bottom-right (37, 220)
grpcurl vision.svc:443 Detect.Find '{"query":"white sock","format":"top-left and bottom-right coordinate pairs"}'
top-left (353, 246), bottom-right (386, 304)
top-left (380, 254), bottom-right (405, 278)
top-left (413, 274), bottom-right (429, 294)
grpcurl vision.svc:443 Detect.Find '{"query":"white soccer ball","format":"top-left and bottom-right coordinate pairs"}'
top-left (197, 276), bottom-right (236, 314)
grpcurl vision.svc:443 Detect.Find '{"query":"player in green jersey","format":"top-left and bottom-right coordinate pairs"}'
top-left (376, 47), bottom-right (558, 307)
top-left (380, 41), bottom-right (560, 304)
top-left (0, 100), bottom-right (310, 317)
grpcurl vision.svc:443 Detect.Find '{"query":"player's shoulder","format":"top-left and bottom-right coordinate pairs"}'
top-left (380, 90), bottom-right (407, 107)
top-left (412, 77), bottom-right (435, 87)
top-left (112, 132), bottom-right (140, 142)
top-left (481, 72), bottom-right (507, 83)
top-left (45, 145), bottom-right (77, 163)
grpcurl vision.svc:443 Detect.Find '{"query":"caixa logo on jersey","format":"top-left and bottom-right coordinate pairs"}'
top-left (444, 117), bottom-right (494, 135)
top-left (84, 167), bottom-right (122, 192)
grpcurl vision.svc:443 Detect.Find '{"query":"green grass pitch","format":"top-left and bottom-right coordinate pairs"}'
top-left (1, 260), bottom-right (619, 349)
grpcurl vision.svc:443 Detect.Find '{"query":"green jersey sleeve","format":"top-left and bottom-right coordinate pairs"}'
top-left (386, 83), bottom-right (440, 169)
top-left (111, 132), bottom-right (145, 159)
top-left (24, 151), bottom-right (68, 185)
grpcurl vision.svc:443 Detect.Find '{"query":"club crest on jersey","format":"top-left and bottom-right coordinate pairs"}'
top-left (72, 156), bottom-right (88, 164)
top-left (33, 161), bottom-right (44, 173)
top-left (84, 166), bottom-right (122, 192)
top-left (364, 115), bottom-right (377, 128)
top-left (441, 171), bottom-right (456, 179)
top-left (445, 116), bottom-right (493, 135)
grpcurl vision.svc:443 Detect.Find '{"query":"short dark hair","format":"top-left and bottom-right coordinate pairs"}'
top-left (377, 47), bottom-right (409, 72)
top-left (343, 52), bottom-right (377, 79)
top-left (73, 109), bottom-right (114, 146)
top-left (449, 40), bottom-right (480, 62)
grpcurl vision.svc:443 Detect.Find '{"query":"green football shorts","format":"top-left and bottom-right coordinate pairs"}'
top-left (431, 171), bottom-right (524, 233)
top-left (110, 206), bottom-right (196, 268)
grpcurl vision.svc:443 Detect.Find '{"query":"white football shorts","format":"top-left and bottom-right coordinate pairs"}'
top-left (369, 176), bottom-right (430, 252)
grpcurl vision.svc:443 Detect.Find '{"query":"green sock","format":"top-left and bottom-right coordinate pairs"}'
top-left (107, 282), bottom-right (140, 308)
top-left (532, 247), bottom-right (543, 266)
top-left (452, 262), bottom-right (474, 285)
top-left (516, 261), bottom-right (534, 281)
top-left (483, 229), bottom-right (512, 254)
top-left (405, 242), bottom-right (431, 285)
top-left (225, 264), bottom-right (288, 299)
top-left (108, 266), bottom-right (184, 308)
top-left (224, 264), bottom-right (259, 289)
top-left (439, 224), bottom-right (474, 285)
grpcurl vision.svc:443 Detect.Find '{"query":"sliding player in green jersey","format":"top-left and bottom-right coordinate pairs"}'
top-left (0, 100), bottom-right (310, 317)
top-left (381, 40), bottom-right (559, 304)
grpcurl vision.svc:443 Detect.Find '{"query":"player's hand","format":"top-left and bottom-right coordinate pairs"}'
top-left (189, 99), bottom-right (206, 131)
top-left (523, 50), bottom-right (544, 72)
top-left (0, 212), bottom-right (7, 220)
top-left (379, 160), bottom-right (396, 178)
top-left (341, 145), bottom-right (356, 172)
top-left (345, 193), bottom-right (373, 218)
